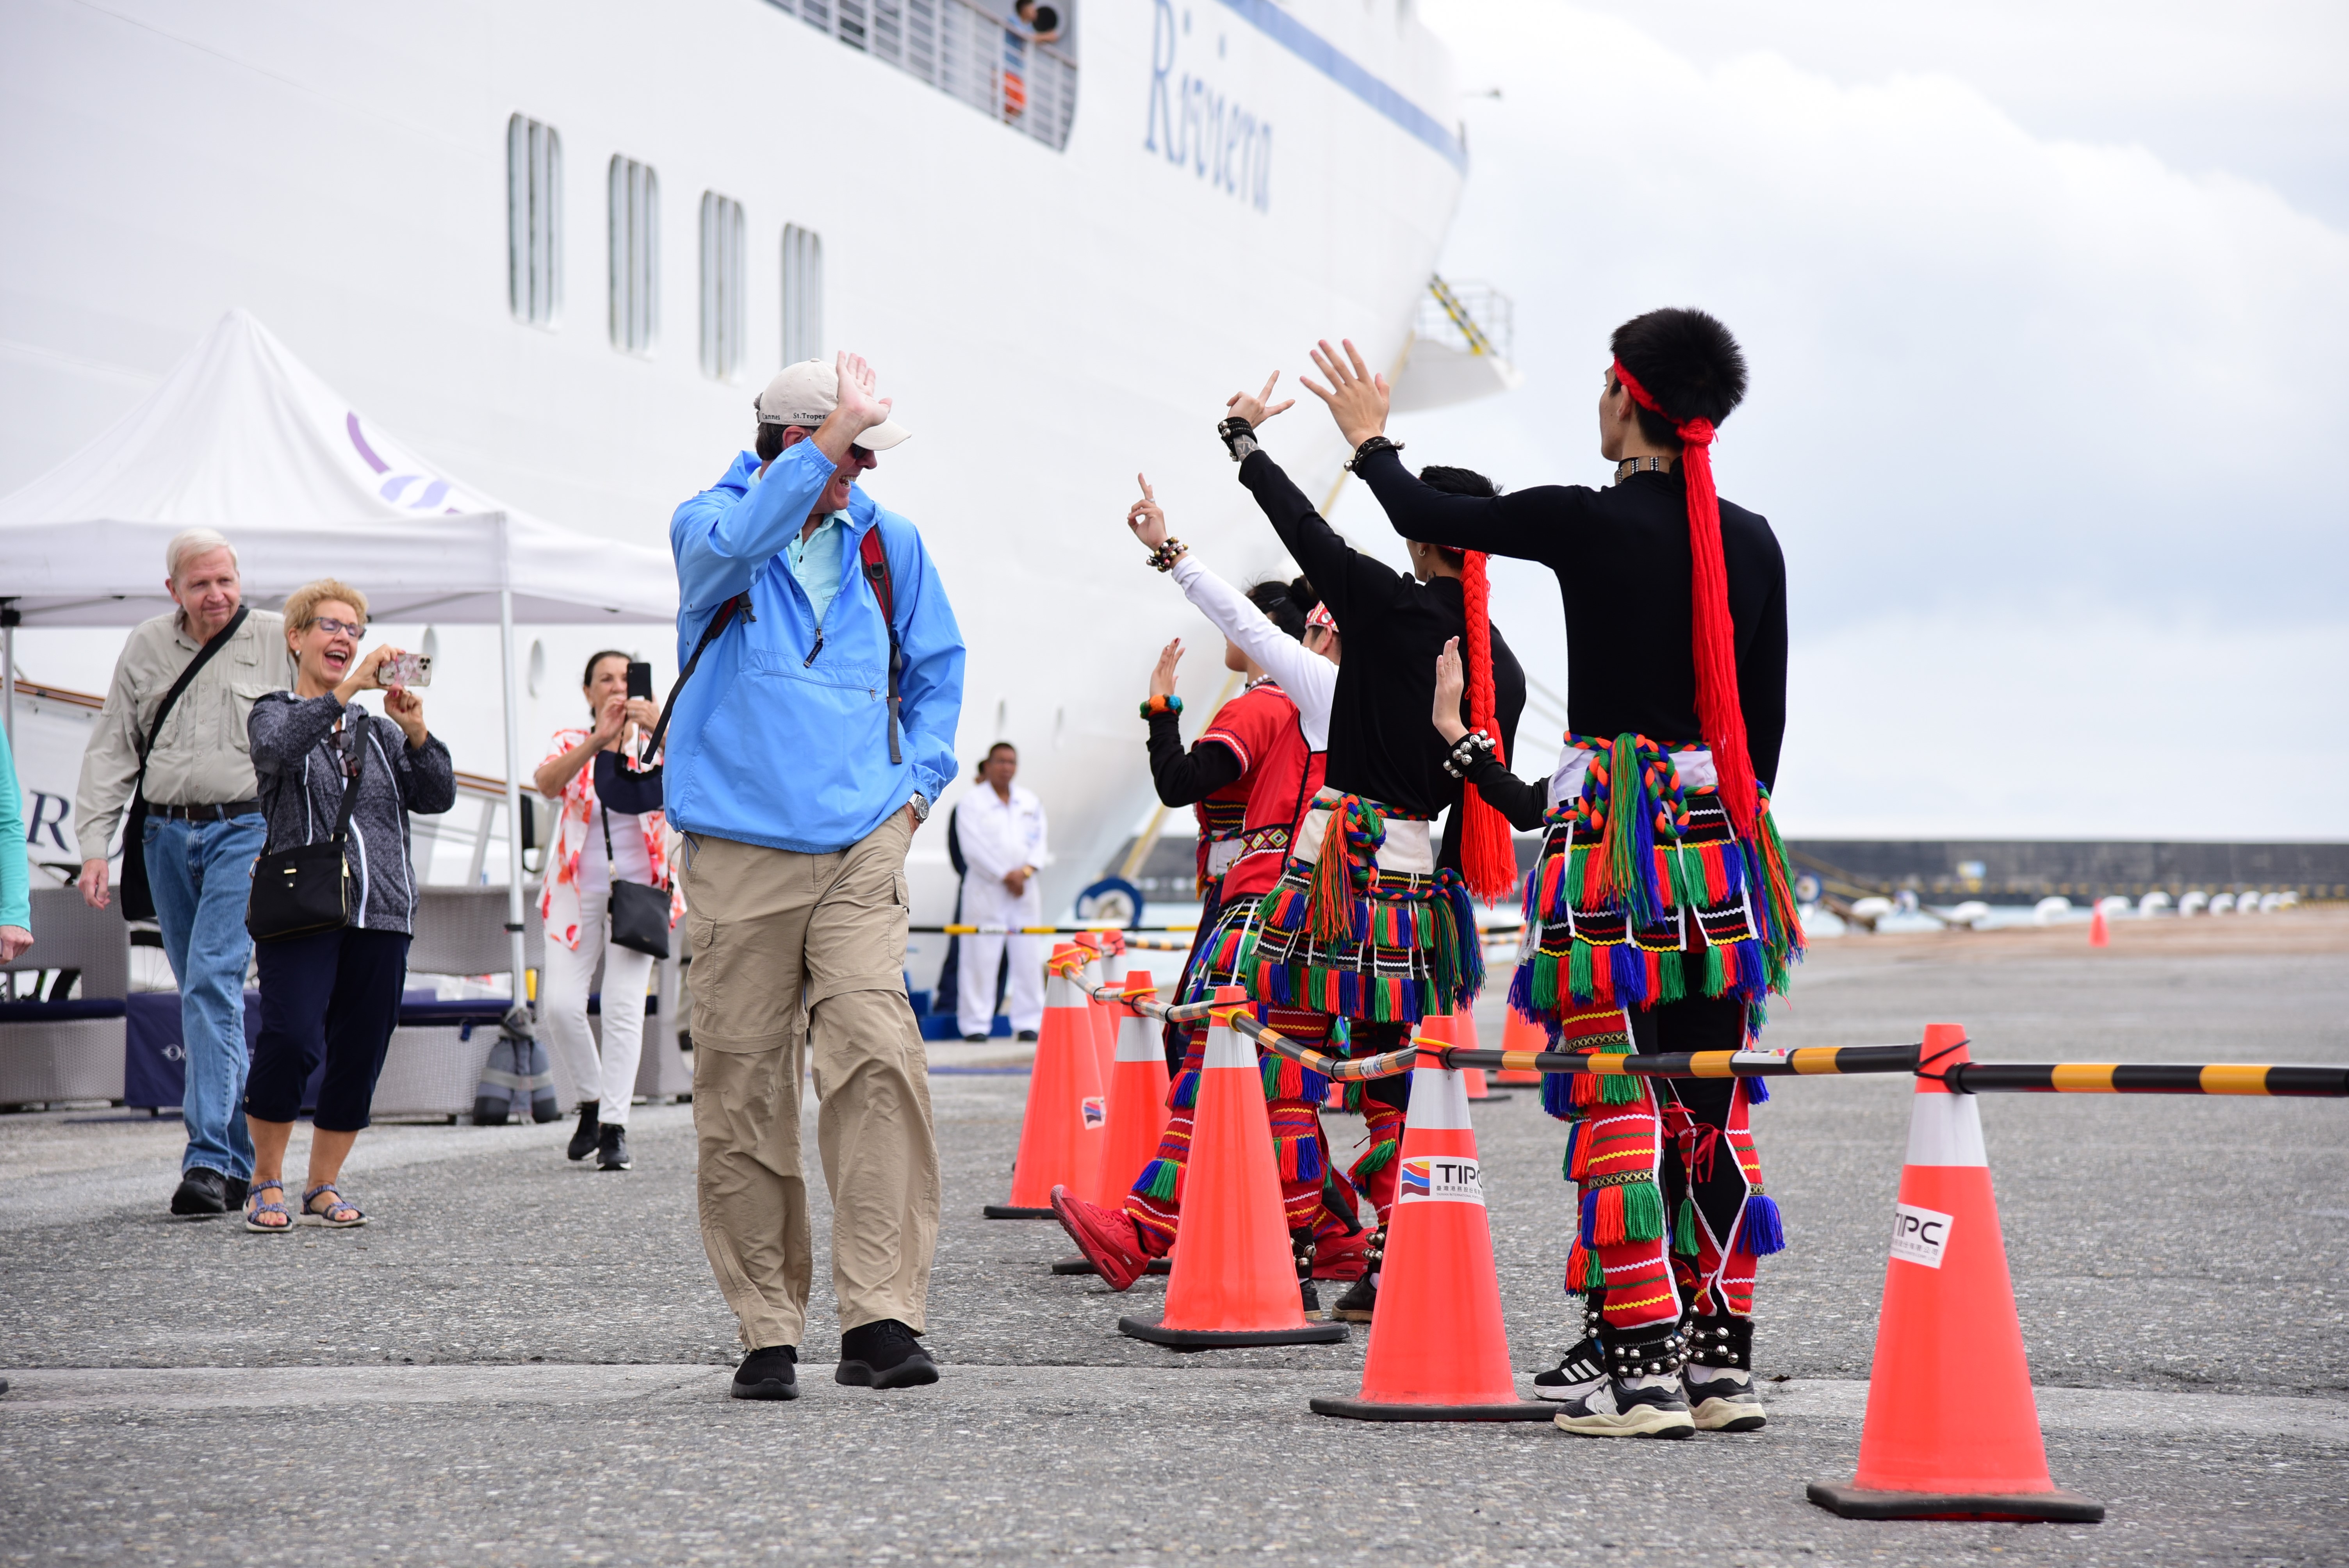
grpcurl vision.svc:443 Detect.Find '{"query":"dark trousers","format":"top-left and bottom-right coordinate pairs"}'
top-left (247, 927), bottom-right (412, 1132)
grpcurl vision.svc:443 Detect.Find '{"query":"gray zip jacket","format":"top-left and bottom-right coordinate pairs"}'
top-left (248, 693), bottom-right (457, 935)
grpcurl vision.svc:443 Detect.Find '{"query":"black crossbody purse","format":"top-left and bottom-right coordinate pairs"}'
top-left (245, 715), bottom-right (366, 943)
top-left (596, 754), bottom-right (671, 959)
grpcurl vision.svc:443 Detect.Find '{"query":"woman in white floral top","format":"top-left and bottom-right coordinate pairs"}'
top-left (533, 650), bottom-right (684, 1171)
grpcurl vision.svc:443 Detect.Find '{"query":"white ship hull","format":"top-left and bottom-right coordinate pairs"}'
top-left (0, 0), bottom-right (1468, 967)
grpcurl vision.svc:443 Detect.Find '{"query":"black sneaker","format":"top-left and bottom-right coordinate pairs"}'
top-left (836, 1319), bottom-right (939, 1390)
top-left (1533, 1336), bottom-right (1608, 1402)
top-left (1331, 1275), bottom-right (1376, 1322)
top-left (1684, 1368), bottom-right (1767, 1431)
top-left (962, 1034), bottom-right (988, 1044)
top-left (731, 1345), bottom-right (799, 1401)
top-left (169, 1167), bottom-right (231, 1217)
top-left (596, 1124), bottom-right (631, 1171)
top-left (224, 1175), bottom-right (250, 1210)
top-left (567, 1102), bottom-right (601, 1161)
top-left (1015, 1030), bottom-right (1039, 1043)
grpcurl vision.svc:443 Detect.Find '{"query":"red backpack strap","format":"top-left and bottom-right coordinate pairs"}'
top-left (859, 526), bottom-right (904, 766)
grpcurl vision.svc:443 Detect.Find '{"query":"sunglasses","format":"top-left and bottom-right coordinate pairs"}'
top-left (310, 617), bottom-right (367, 638)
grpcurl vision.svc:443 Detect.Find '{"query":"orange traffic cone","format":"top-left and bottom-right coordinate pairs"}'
top-left (1310, 1016), bottom-right (1551, 1420)
top-left (984, 945), bottom-right (1107, 1219)
top-left (1120, 985), bottom-right (1345, 1348)
top-left (1807, 1024), bottom-right (2104, 1521)
top-left (2089, 907), bottom-right (2110, 948)
top-left (1073, 932), bottom-right (1117, 1085)
top-left (1451, 1009), bottom-right (1511, 1101)
top-left (1494, 1002), bottom-right (1546, 1085)
top-left (1051, 968), bottom-right (1178, 1277)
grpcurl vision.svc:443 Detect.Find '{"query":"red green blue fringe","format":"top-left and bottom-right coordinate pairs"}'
top-left (1735, 1192), bottom-right (1786, 1256)
top-left (1674, 1194), bottom-right (1700, 1257)
top-left (1260, 1051), bottom-right (1329, 1105)
top-left (1134, 1158), bottom-right (1181, 1201)
top-left (1563, 1238), bottom-right (1602, 1294)
top-left (1579, 1178), bottom-right (1667, 1246)
top-left (1743, 1074), bottom-right (1769, 1107)
top-left (1169, 1070), bottom-right (1201, 1110)
top-left (1349, 1137), bottom-right (1398, 1198)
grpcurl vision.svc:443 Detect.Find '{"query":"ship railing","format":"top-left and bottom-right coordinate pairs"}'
top-left (774, 0), bottom-right (1079, 152)
top-left (1418, 277), bottom-right (1515, 362)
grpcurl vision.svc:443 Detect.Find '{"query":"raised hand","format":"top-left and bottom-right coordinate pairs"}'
top-left (1431, 637), bottom-right (1469, 744)
top-left (384, 686), bottom-right (429, 747)
top-left (1225, 371), bottom-right (1295, 429)
top-left (1300, 338), bottom-right (1390, 448)
top-left (833, 350), bottom-right (893, 435)
top-left (1127, 474), bottom-right (1170, 550)
top-left (1149, 638), bottom-right (1183, 702)
top-left (591, 691), bottom-right (629, 746)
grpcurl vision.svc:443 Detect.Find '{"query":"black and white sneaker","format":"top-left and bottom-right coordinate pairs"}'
top-left (1552, 1376), bottom-right (1697, 1438)
top-left (567, 1103), bottom-right (601, 1161)
top-left (1533, 1336), bottom-right (1608, 1402)
top-left (1684, 1313), bottom-right (1765, 1431)
top-left (836, 1319), bottom-right (939, 1390)
top-left (731, 1344), bottom-right (799, 1401)
top-left (1685, 1367), bottom-right (1766, 1431)
top-left (595, 1124), bottom-right (631, 1171)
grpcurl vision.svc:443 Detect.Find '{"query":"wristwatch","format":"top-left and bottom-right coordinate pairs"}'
top-left (907, 791), bottom-right (931, 823)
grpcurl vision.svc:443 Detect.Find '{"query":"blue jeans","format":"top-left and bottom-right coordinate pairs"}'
top-left (145, 813), bottom-right (266, 1179)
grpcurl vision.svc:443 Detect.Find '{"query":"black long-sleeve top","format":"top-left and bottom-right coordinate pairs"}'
top-left (1146, 710), bottom-right (1242, 804)
top-left (1354, 447), bottom-right (1788, 791)
top-left (1236, 448), bottom-right (1524, 871)
top-left (1456, 750), bottom-right (1549, 833)
top-left (249, 693), bottom-right (457, 934)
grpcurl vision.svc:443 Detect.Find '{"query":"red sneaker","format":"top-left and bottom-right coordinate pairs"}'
top-left (1312, 1228), bottom-right (1370, 1281)
top-left (1050, 1185), bottom-right (1150, 1291)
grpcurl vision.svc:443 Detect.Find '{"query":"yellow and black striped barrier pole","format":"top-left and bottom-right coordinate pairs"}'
top-left (1067, 978), bottom-right (2348, 1096)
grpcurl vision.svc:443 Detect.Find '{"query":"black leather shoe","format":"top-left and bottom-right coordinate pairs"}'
top-left (169, 1167), bottom-right (230, 1217)
top-left (596, 1124), bottom-right (631, 1171)
top-left (731, 1345), bottom-right (799, 1401)
top-left (836, 1319), bottom-right (939, 1389)
top-left (224, 1176), bottom-right (249, 1210)
top-left (567, 1102), bottom-right (601, 1161)
top-left (1015, 1030), bottom-right (1038, 1043)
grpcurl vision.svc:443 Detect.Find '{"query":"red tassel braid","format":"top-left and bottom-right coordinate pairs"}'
top-left (1610, 358), bottom-right (1760, 834)
top-left (1458, 549), bottom-right (1517, 903)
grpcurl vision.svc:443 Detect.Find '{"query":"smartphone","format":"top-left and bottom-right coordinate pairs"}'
top-left (626, 660), bottom-right (653, 700)
top-left (384, 652), bottom-right (432, 688)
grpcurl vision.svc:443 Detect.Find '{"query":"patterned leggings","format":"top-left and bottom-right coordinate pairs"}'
top-left (1556, 991), bottom-right (1783, 1333)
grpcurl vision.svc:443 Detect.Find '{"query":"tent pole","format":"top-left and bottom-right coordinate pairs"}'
top-left (498, 588), bottom-right (529, 1011)
top-left (2, 598), bottom-right (16, 743)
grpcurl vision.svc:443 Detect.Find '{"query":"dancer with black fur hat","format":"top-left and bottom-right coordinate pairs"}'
top-left (1305, 316), bottom-right (1797, 1439)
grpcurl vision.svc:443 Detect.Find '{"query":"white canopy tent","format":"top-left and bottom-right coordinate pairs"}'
top-left (0, 308), bottom-right (679, 991)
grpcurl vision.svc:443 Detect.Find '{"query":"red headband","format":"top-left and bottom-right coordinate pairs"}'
top-left (1611, 358), bottom-right (1759, 831)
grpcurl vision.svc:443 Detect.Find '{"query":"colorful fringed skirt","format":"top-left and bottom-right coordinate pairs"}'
top-left (1123, 898), bottom-right (1335, 1249)
top-left (1509, 735), bottom-right (1803, 1032)
top-left (1236, 790), bottom-right (1485, 1026)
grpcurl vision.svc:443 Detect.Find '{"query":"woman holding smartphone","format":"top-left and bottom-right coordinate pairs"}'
top-left (533, 650), bottom-right (681, 1172)
top-left (242, 579), bottom-right (455, 1231)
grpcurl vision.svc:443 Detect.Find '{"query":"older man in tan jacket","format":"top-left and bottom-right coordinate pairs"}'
top-left (75, 529), bottom-right (291, 1216)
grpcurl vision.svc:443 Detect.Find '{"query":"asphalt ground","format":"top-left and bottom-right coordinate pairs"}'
top-left (2, 912), bottom-right (2344, 1566)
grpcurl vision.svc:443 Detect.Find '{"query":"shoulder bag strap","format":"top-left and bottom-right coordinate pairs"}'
top-left (639, 592), bottom-right (750, 763)
top-left (327, 711), bottom-right (366, 845)
top-left (134, 603), bottom-right (251, 777)
top-left (859, 527), bottom-right (903, 766)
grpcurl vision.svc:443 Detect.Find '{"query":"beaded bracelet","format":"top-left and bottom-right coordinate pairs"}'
top-left (1344, 435), bottom-right (1404, 471)
top-left (1217, 417), bottom-right (1259, 463)
top-left (1441, 731), bottom-right (1496, 778)
top-left (1144, 537), bottom-right (1187, 572)
top-left (1140, 694), bottom-right (1183, 720)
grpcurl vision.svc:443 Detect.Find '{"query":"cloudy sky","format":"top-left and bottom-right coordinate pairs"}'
top-left (1327, 0), bottom-right (2349, 838)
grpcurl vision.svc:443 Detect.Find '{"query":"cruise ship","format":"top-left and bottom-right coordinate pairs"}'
top-left (0, 0), bottom-right (1515, 970)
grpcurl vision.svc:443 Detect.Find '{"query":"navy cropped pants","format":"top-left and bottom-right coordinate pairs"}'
top-left (246, 927), bottom-right (411, 1133)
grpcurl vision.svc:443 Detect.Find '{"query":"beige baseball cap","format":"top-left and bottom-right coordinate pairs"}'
top-left (753, 359), bottom-right (911, 451)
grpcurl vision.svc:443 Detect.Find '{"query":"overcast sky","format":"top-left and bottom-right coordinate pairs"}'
top-left (1328, 0), bottom-right (2349, 839)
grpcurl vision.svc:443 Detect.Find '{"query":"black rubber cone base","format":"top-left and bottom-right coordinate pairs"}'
top-left (1465, 1091), bottom-right (1515, 1103)
top-left (1311, 1395), bottom-right (1555, 1422)
top-left (1806, 1482), bottom-right (2105, 1523)
top-left (982, 1204), bottom-right (1056, 1219)
top-left (1119, 1314), bottom-right (1347, 1348)
top-left (1051, 1255), bottom-right (1172, 1276)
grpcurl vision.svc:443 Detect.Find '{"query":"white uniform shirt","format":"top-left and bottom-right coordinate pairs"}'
top-left (955, 781), bottom-right (1048, 910)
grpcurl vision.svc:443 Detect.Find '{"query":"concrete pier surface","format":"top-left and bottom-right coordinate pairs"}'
top-left (4, 912), bottom-right (2344, 1565)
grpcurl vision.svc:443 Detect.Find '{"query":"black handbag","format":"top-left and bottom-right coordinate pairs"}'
top-left (119, 606), bottom-right (250, 921)
top-left (597, 766), bottom-right (671, 959)
top-left (245, 715), bottom-right (365, 943)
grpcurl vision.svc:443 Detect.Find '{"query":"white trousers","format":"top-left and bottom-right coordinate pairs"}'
top-left (542, 911), bottom-right (656, 1124)
top-left (955, 877), bottom-right (1045, 1037)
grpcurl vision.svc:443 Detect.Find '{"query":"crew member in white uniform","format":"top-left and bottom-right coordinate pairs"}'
top-left (952, 742), bottom-right (1048, 1041)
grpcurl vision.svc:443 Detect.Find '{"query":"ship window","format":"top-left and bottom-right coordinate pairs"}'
top-left (781, 224), bottom-right (823, 365)
top-left (506, 115), bottom-right (562, 327)
top-left (608, 156), bottom-right (661, 356)
top-left (699, 192), bottom-right (747, 381)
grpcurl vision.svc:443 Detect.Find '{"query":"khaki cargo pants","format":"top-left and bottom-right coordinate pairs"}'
top-left (679, 811), bottom-right (940, 1351)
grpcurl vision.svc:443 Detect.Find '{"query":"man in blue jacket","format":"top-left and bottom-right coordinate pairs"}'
top-left (667, 351), bottom-right (965, 1401)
